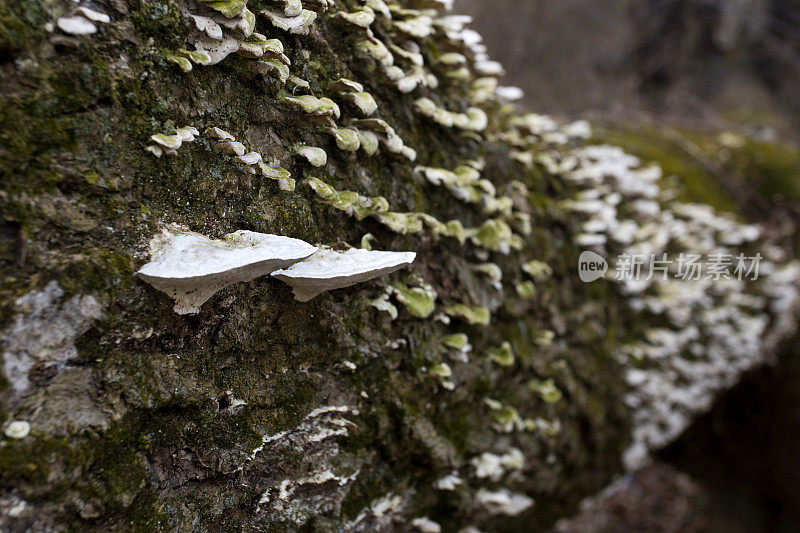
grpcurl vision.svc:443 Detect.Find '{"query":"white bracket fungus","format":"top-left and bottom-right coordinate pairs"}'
top-left (475, 488), bottom-right (534, 516)
top-left (295, 145), bottom-right (328, 167)
top-left (146, 126), bottom-right (200, 157)
top-left (271, 247), bottom-right (416, 301)
top-left (137, 227), bottom-right (317, 314)
top-left (515, 281), bottom-right (536, 299)
top-left (471, 448), bottom-right (525, 481)
top-left (470, 219), bottom-right (523, 254)
top-left (197, 0), bottom-right (247, 19)
top-left (433, 473), bottom-right (463, 491)
top-left (410, 517), bottom-right (442, 533)
top-left (330, 78), bottom-right (364, 92)
top-left (369, 293), bottom-right (398, 319)
top-left (414, 98), bottom-right (488, 132)
top-left (262, 8), bottom-right (318, 34)
top-left (4, 421), bottom-right (30, 440)
top-left (335, 8), bottom-right (376, 29)
top-left (258, 163), bottom-right (295, 191)
top-left (388, 280), bottom-right (437, 318)
top-left (444, 304), bottom-right (490, 325)
top-left (56, 6), bottom-right (110, 36)
top-left (356, 118), bottom-right (417, 160)
top-left (341, 92), bottom-right (379, 115)
top-left (306, 177), bottom-right (389, 220)
top-left (440, 333), bottom-right (471, 362)
top-left (282, 95), bottom-right (341, 118)
top-left (486, 341), bottom-right (514, 367)
top-left (326, 127), bottom-right (361, 151)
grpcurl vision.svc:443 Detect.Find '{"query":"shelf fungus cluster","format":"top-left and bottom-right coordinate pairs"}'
top-left (563, 140), bottom-right (800, 469)
top-left (136, 226), bottom-right (317, 314)
top-left (414, 97), bottom-right (488, 132)
top-left (51, 5), bottom-right (111, 37)
top-left (138, 228), bottom-right (417, 310)
top-left (146, 126), bottom-right (200, 157)
top-left (272, 247), bottom-right (417, 302)
top-left (416, 161), bottom-right (514, 216)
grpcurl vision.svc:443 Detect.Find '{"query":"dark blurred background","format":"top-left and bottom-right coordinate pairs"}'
top-left (457, 0), bottom-right (800, 139)
top-left (453, 1), bottom-right (800, 531)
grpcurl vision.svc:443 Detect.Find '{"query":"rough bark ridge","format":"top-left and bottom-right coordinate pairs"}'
top-left (0, 0), bottom-right (798, 531)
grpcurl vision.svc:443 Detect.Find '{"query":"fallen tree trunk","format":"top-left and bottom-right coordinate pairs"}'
top-left (1, 1), bottom-right (798, 531)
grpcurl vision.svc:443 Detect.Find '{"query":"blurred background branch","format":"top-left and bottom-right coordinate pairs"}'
top-left (456, 0), bottom-right (800, 140)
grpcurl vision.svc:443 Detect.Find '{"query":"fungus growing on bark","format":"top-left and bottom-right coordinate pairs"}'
top-left (355, 36), bottom-right (395, 66)
top-left (471, 219), bottom-right (523, 254)
top-left (474, 263), bottom-right (502, 289)
top-left (56, 13), bottom-right (102, 35)
top-left (393, 14), bottom-right (434, 38)
top-left (388, 281), bottom-right (436, 318)
top-left (471, 448), bottom-right (525, 480)
top-left (146, 126), bottom-right (200, 157)
top-left (306, 178), bottom-right (389, 219)
top-left (357, 130), bottom-right (380, 156)
top-left (515, 281), bottom-right (536, 299)
top-left (373, 212), bottom-right (425, 234)
top-left (252, 58), bottom-right (290, 83)
top-left (441, 333), bottom-right (471, 352)
top-left (216, 140), bottom-right (247, 156)
top-left (341, 92), bottom-right (379, 115)
top-left (429, 362), bottom-right (454, 390)
top-left (433, 473), bottom-right (463, 491)
top-left (167, 54), bottom-right (194, 72)
top-left (262, 8), bottom-right (317, 34)
top-left (237, 33), bottom-right (279, 57)
top-left (137, 227), bottom-right (317, 314)
top-left (528, 378), bottom-right (563, 404)
top-left (192, 35), bottom-right (240, 64)
top-left (475, 489), bottom-right (534, 516)
top-left (414, 98), bottom-right (488, 132)
top-left (4, 421), bottom-right (30, 439)
top-left (486, 341), bottom-right (514, 367)
top-left (271, 247), bottom-right (416, 301)
top-left (336, 8), bottom-right (376, 28)
top-left (273, 0), bottom-right (303, 17)
top-left (186, 12), bottom-right (223, 39)
top-left (326, 127), bottom-right (361, 151)
top-left (416, 164), bottom-right (497, 206)
top-left (522, 260), bottom-right (552, 281)
top-left (207, 127), bottom-right (235, 141)
top-left (283, 95), bottom-right (341, 118)
top-left (258, 163), bottom-right (295, 191)
top-left (356, 119), bottom-right (416, 159)
top-left (496, 85), bottom-right (524, 102)
top-left (296, 145), bottom-right (327, 167)
top-left (410, 517), bottom-right (441, 533)
top-left (236, 151), bottom-right (262, 165)
top-left (444, 304), bottom-right (490, 325)
top-left (330, 78), bottom-right (364, 92)
top-left (370, 293), bottom-right (398, 319)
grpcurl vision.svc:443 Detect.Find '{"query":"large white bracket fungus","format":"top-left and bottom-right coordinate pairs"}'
top-left (137, 228), bottom-right (317, 314)
top-left (272, 247), bottom-right (416, 301)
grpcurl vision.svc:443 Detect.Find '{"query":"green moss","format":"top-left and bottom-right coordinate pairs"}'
top-left (0, 0), bottom-right (46, 54)
top-left (690, 133), bottom-right (800, 203)
top-left (129, 1), bottom-right (185, 48)
top-left (592, 124), bottom-right (742, 215)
